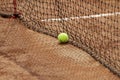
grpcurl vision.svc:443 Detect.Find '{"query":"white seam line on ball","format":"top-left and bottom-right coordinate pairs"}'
top-left (41, 12), bottom-right (120, 22)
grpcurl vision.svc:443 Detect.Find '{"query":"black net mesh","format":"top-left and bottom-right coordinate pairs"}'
top-left (0, 0), bottom-right (120, 76)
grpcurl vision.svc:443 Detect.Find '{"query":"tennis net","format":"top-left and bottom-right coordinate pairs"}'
top-left (0, 0), bottom-right (120, 76)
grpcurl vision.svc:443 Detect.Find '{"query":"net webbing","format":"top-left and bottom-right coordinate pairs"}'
top-left (0, 0), bottom-right (120, 76)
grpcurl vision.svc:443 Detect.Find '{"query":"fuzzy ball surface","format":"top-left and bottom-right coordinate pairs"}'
top-left (58, 33), bottom-right (69, 43)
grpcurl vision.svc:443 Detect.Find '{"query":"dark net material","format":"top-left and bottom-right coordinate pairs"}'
top-left (0, 0), bottom-right (120, 76)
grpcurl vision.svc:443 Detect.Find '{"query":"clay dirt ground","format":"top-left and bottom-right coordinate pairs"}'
top-left (0, 0), bottom-right (120, 80)
top-left (17, 0), bottom-right (120, 77)
top-left (0, 17), bottom-right (119, 80)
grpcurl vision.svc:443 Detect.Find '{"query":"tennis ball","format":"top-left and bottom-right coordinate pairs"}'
top-left (58, 33), bottom-right (69, 43)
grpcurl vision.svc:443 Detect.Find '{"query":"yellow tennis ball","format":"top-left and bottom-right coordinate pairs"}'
top-left (58, 33), bottom-right (69, 43)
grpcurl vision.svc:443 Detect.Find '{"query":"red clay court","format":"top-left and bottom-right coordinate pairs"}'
top-left (0, 0), bottom-right (120, 80)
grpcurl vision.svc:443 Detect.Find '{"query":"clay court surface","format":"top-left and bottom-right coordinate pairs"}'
top-left (0, 17), bottom-right (119, 80)
top-left (0, 0), bottom-right (120, 80)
